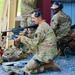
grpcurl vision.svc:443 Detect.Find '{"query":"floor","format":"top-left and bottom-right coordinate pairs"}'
top-left (0, 54), bottom-right (75, 75)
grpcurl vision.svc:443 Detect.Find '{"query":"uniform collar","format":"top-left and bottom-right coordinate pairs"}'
top-left (39, 20), bottom-right (45, 25)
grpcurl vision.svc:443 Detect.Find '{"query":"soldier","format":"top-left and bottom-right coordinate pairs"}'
top-left (10, 9), bottom-right (60, 75)
top-left (2, 45), bottom-right (28, 62)
top-left (21, 0), bottom-right (37, 26)
top-left (50, 2), bottom-right (72, 55)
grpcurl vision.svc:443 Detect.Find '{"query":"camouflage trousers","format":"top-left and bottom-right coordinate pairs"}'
top-left (2, 55), bottom-right (61, 75)
top-left (21, 55), bottom-right (61, 74)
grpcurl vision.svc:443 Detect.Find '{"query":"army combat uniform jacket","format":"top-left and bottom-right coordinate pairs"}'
top-left (50, 11), bottom-right (72, 41)
top-left (21, 0), bottom-right (37, 15)
top-left (20, 20), bottom-right (58, 63)
top-left (21, 0), bottom-right (37, 26)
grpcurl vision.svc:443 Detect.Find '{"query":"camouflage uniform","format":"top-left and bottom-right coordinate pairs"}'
top-left (20, 20), bottom-right (58, 74)
top-left (21, 0), bottom-right (37, 26)
top-left (50, 11), bottom-right (72, 41)
top-left (2, 46), bottom-right (28, 62)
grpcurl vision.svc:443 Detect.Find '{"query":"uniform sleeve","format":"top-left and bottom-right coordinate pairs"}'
top-left (20, 28), bottom-right (46, 49)
top-left (50, 15), bottom-right (59, 31)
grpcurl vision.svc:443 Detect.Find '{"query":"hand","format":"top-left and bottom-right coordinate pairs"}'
top-left (23, 29), bottom-right (28, 33)
top-left (14, 36), bottom-right (21, 42)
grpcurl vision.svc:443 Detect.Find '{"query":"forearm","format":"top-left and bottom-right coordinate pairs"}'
top-left (20, 36), bottom-right (39, 49)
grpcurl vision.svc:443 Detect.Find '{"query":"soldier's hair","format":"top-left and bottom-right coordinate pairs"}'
top-left (31, 8), bottom-right (42, 17)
